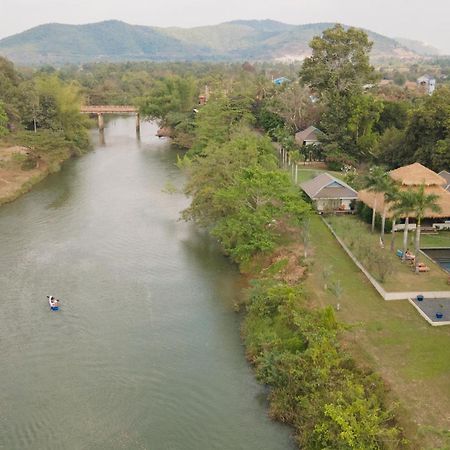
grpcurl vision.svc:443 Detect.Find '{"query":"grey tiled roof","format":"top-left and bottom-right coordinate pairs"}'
top-left (301, 173), bottom-right (358, 200)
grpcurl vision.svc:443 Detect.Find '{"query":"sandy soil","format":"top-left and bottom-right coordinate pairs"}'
top-left (0, 145), bottom-right (48, 205)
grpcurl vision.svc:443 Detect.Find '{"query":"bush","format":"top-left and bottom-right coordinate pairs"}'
top-left (243, 279), bottom-right (403, 448)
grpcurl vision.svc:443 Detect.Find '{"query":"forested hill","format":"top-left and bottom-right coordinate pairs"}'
top-left (0, 19), bottom-right (421, 65)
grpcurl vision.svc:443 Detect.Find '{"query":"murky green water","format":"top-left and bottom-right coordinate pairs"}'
top-left (0, 118), bottom-right (294, 450)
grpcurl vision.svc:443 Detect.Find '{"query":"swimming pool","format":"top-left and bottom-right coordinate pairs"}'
top-left (422, 248), bottom-right (450, 272)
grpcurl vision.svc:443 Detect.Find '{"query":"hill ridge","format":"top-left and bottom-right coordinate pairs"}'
top-left (0, 19), bottom-right (422, 65)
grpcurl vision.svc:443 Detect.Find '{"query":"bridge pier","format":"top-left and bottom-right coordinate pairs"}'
top-left (98, 113), bottom-right (104, 131)
top-left (135, 112), bottom-right (140, 134)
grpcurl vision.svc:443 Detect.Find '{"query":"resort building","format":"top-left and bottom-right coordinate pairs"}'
top-left (439, 170), bottom-right (450, 192)
top-left (301, 172), bottom-right (358, 212)
top-left (358, 163), bottom-right (450, 229)
top-left (295, 125), bottom-right (323, 147)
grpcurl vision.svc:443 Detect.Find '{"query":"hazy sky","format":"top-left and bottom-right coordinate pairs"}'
top-left (1, 0), bottom-right (449, 53)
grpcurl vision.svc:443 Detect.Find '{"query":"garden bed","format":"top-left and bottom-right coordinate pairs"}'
top-left (325, 215), bottom-right (449, 293)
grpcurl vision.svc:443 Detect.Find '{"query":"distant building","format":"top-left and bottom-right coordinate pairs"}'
top-left (439, 170), bottom-right (450, 192)
top-left (295, 126), bottom-right (323, 146)
top-left (273, 77), bottom-right (291, 85)
top-left (301, 173), bottom-right (358, 212)
top-left (417, 74), bottom-right (436, 95)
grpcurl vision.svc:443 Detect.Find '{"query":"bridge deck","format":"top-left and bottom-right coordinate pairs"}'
top-left (80, 105), bottom-right (137, 114)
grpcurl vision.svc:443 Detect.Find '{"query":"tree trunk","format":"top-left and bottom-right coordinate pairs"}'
top-left (402, 217), bottom-right (409, 262)
top-left (390, 219), bottom-right (396, 252)
top-left (414, 218), bottom-right (421, 273)
top-left (371, 198), bottom-right (377, 233)
top-left (381, 207), bottom-right (386, 244)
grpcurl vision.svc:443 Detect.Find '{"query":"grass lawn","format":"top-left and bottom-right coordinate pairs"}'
top-left (294, 167), bottom-right (343, 184)
top-left (305, 215), bottom-right (450, 448)
top-left (326, 215), bottom-right (449, 292)
top-left (421, 232), bottom-right (450, 248)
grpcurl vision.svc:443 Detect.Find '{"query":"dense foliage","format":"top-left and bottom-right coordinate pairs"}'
top-left (243, 280), bottom-right (402, 448)
top-left (0, 56), bottom-right (90, 165)
top-left (156, 77), bottom-right (405, 448)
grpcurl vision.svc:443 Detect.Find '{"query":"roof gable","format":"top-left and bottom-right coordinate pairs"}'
top-left (390, 163), bottom-right (447, 186)
top-left (295, 125), bottom-right (323, 144)
top-left (301, 172), bottom-right (358, 199)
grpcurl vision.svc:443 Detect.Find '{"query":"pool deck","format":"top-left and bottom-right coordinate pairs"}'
top-left (409, 297), bottom-right (450, 326)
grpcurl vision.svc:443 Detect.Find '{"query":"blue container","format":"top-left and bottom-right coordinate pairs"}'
top-left (416, 295), bottom-right (424, 302)
top-left (396, 250), bottom-right (403, 258)
top-left (436, 312), bottom-right (443, 319)
top-left (50, 306), bottom-right (59, 311)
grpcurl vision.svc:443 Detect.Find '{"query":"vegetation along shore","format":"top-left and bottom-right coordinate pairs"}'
top-left (1, 22), bottom-right (450, 449)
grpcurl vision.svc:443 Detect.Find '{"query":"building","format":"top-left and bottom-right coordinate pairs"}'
top-left (439, 170), bottom-right (450, 192)
top-left (417, 74), bottom-right (436, 95)
top-left (358, 163), bottom-right (450, 227)
top-left (295, 126), bottom-right (323, 146)
top-left (301, 173), bottom-right (358, 212)
top-left (273, 77), bottom-right (291, 86)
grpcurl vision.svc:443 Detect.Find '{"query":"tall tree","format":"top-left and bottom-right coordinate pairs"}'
top-left (365, 166), bottom-right (391, 235)
top-left (300, 24), bottom-right (375, 97)
top-left (390, 190), bottom-right (417, 262)
top-left (408, 185), bottom-right (442, 271)
top-left (299, 25), bottom-right (380, 163)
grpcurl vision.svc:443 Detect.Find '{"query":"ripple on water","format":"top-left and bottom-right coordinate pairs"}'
top-left (0, 118), bottom-right (294, 450)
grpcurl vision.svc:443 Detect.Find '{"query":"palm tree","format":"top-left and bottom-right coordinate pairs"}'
top-left (384, 185), bottom-right (400, 251)
top-left (408, 184), bottom-right (442, 271)
top-left (365, 166), bottom-right (392, 235)
top-left (390, 190), bottom-right (416, 262)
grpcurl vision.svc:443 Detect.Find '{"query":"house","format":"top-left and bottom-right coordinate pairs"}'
top-left (273, 77), bottom-right (291, 85)
top-left (301, 173), bottom-right (358, 212)
top-left (358, 163), bottom-right (450, 228)
top-left (295, 126), bottom-right (323, 146)
top-left (417, 74), bottom-right (436, 95)
top-left (439, 170), bottom-right (450, 192)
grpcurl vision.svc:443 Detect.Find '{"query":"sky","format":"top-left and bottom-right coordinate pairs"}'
top-left (1, 0), bottom-right (449, 53)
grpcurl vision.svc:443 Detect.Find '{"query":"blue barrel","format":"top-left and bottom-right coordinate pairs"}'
top-left (416, 295), bottom-right (424, 302)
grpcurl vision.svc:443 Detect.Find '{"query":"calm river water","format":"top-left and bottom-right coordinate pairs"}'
top-left (0, 117), bottom-right (294, 450)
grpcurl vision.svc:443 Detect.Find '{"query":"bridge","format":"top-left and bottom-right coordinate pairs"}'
top-left (80, 105), bottom-right (140, 132)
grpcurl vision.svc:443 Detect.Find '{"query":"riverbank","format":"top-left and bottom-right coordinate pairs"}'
top-left (0, 130), bottom-right (89, 206)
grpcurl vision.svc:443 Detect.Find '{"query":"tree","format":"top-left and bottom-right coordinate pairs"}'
top-left (300, 24), bottom-right (375, 97)
top-left (300, 25), bottom-right (380, 162)
top-left (390, 190), bottom-right (417, 262)
top-left (408, 185), bottom-right (442, 271)
top-left (0, 101), bottom-right (8, 136)
top-left (402, 86), bottom-right (450, 172)
top-left (365, 166), bottom-right (392, 235)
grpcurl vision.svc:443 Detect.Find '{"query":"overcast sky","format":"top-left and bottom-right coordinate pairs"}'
top-left (1, 0), bottom-right (449, 53)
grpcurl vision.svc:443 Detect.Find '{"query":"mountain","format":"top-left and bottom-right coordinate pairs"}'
top-left (395, 37), bottom-right (442, 56)
top-left (0, 19), bottom-right (420, 66)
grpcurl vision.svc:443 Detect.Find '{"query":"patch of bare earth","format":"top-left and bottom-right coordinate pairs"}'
top-left (0, 145), bottom-right (47, 203)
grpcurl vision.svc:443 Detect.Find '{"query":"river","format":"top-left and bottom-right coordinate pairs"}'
top-left (0, 117), bottom-right (294, 450)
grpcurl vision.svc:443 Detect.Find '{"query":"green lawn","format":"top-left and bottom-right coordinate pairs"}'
top-left (294, 167), bottom-right (343, 184)
top-left (305, 215), bottom-right (450, 448)
top-left (421, 232), bottom-right (450, 248)
top-left (325, 215), bottom-right (449, 292)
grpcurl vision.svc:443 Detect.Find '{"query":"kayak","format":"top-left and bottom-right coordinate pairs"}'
top-left (47, 295), bottom-right (60, 311)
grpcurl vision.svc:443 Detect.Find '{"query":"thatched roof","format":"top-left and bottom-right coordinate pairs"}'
top-left (358, 163), bottom-right (450, 219)
top-left (358, 186), bottom-right (450, 219)
top-left (390, 163), bottom-right (447, 187)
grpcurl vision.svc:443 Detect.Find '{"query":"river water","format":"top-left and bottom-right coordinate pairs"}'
top-left (0, 117), bottom-right (294, 450)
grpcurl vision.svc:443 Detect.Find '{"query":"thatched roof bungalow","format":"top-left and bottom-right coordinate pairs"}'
top-left (358, 163), bottom-right (450, 219)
